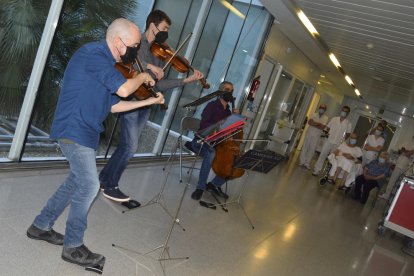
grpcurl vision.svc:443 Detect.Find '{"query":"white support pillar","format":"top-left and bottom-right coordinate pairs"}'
top-left (8, 0), bottom-right (65, 161)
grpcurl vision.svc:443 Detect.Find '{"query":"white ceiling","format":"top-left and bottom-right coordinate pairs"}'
top-left (261, 0), bottom-right (414, 118)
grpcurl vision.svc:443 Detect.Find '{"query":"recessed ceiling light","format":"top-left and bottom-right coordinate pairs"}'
top-left (366, 43), bottom-right (374, 49)
top-left (372, 76), bottom-right (384, 82)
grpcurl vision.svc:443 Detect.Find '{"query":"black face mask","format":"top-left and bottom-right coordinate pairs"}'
top-left (221, 92), bottom-right (234, 103)
top-left (119, 38), bottom-right (139, 65)
top-left (154, 30), bottom-right (168, 44)
top-left (120, 45), bottom-right (138, 65)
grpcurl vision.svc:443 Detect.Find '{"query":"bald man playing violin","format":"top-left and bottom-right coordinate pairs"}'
top-left (27, 18), bottom-right (164, 269)
top-left (99, 10), bottom-right (204, 202)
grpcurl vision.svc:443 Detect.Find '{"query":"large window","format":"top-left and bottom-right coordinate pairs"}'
top-left (1, 0), bottom-right (271, 162)
top-left (160, 0), bottom-right (272, 154)
top-left (0, 0), bottom-right (53, 160)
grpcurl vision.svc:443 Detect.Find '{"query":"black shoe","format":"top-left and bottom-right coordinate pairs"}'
top-left (62, 244), bottom-right (104, 267)
top-left (27, 224), bottom-right (64, 245)
top-left (206, 182), bottom-right (229, 199)
top-left (99, 182), bottom-right (105, 191)
top-left (338, 186), bottom-right (351, 193)
top-left (103, 187), bottom-right (130, 202)
top-left (191, 189), bottom-right (203, 200)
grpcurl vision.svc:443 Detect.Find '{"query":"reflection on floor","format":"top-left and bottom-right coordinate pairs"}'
top-left (0, 150), bottom-right (413, 275)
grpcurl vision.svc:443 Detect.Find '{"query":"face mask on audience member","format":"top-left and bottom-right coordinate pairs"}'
top-left (375, 130), bottom-right (382, 136)
top-left (340, 111), bottom-right (348, 118)
top-left (349, 138), bottom-right (357, 145)
top-left (318, 108), bottom-right (325, 115)
top-left (378, 157), bottom-right (385, 164)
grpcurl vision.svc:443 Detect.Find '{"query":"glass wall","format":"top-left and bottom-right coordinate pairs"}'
top-left (162, 1), bottom-right (271, 154)
top-left (252, 68), bottom-right (314, 156)
top-left (1, 0), bottom-right (272, 162)
top-left (0, 0), bottom-right (53, 160)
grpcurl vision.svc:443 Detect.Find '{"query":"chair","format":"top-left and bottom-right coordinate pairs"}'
top-left (164, 116), bottom-right (201, 183)
top-left (179, 117), bottom-right (202, 182)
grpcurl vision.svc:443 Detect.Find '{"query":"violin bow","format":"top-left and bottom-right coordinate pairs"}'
top-left (133, 57), bottom-right (158, 98)
top-left (162, 32), bottom-right (193, 71)
top-left (182, 90), bottom-right (229, 108)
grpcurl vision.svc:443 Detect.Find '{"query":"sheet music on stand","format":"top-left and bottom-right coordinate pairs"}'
top-left (234, 149), bottom-right (285, 173)
top-left (195, 114), bottom-right (247, 147)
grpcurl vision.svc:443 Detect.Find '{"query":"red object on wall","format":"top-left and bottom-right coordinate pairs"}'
top-left (247, 76), bottom-right (260, 101)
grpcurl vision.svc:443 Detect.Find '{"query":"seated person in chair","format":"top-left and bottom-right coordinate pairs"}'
top-left (326, 133), bottom-right (363, 190)
top-left (190, 81), bottom-right (239, 201)
top-left (353, 151), bottom-right (391, 204)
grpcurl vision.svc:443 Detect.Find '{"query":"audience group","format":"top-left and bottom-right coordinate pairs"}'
top-left (300, 104), bottom-right (414, 205)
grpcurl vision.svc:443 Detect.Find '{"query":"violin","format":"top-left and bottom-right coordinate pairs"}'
top-left (115, 58), bottom-right (167, 110)
top-left (150, 42), bottom-right (210, 89)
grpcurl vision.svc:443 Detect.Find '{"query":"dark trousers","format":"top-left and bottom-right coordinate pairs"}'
top-left (354, 175), bottom-right (379, 204)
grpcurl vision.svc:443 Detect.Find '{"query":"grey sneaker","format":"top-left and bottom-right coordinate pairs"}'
top-left (27, 224), bottom-right (64, 245)
top-left (62, 244), bottom-right (104, 267)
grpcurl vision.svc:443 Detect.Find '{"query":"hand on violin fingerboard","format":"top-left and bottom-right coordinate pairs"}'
top-left (138, 72), bottom-right (155, 87)
top-left (152, 92), bottom-right (165, 105)
top-left (147, 63), bottom-right (164, 80)
top-left (183, 69), bottom-right (204, 83)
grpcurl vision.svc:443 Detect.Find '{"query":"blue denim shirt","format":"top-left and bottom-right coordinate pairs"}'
top-left (366, 159), bottom-right (391, 177)
top-left (50, 40), bottom-right (124, 150)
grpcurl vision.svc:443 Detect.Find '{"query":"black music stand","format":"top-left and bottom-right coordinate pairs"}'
top-left (209, 149), bottom-right (284, 229)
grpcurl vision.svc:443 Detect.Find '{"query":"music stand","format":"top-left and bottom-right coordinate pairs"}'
top-left (209, 149), bottom-right (284, 229)
top-left (115, 115), bottom-right (248, 273)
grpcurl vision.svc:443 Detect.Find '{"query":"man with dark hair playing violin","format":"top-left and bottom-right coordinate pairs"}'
top-left (190, 81), bottom-right (240, 201)
top-left (99, 10), bottom-right (204, 202)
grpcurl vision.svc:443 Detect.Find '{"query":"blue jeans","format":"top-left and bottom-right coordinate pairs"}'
top-left (191, 139), bottom-right (225, 190)
top-left (33, 140), bottom-right (99, 248)
top-left (99, 108), bottom-right (150, 189)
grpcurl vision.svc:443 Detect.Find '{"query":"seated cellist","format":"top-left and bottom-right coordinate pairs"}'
top-left (190, 81), bottom-right (239, 201)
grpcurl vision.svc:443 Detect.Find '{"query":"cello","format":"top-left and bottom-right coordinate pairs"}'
top-left (211, 98), bottom-right (245, 181)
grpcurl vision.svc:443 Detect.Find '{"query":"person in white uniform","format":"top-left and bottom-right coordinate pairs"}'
top-left (325, 133), bottom-right (363, 190)
top-left (312, 106), bottom-right (352, 176)
top-left (363, 124), bottom-right (385, 165)
top-left (379, 141), bottom-right (414, 200)
top-left (299, 104), bottom-right (329, 169)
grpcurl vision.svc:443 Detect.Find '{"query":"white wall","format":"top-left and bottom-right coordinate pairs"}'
top-left (263, 24), bottom-right (320, 85)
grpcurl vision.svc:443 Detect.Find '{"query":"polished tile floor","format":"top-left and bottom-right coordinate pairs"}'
top-left (1, 151), bottom-right (413, 276)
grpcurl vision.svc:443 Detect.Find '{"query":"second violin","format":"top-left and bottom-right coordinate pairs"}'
top-left (150, 40), bottom-right (210, 89)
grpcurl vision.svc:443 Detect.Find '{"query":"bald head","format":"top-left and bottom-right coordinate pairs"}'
top-left (106, 18), bottom-right (141, 62)
top-left (106, 18), bottom-right (140, 42)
